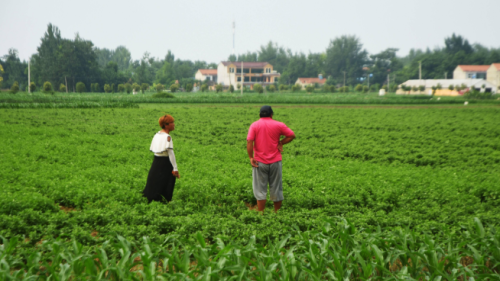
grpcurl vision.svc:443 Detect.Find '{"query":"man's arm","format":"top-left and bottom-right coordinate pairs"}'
top-left (278, 134), bottom-right (295, 152)
top-left (247, 140), bottom-right (258, 167)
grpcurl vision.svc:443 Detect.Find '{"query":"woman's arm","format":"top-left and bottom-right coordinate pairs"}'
top-left (167, 149), bottom-right (179, 178)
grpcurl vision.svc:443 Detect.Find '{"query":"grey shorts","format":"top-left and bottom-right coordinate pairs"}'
top-left (252, 161), bottom-right (284, 202)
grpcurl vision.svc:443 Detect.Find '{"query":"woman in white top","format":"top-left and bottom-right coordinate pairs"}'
top-left (143, 114), bottom-right (180, 203)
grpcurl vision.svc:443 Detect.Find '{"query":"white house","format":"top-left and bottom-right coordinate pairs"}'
top-left (295, 77), bottom-right (326, 89)
top-left (453, 65), bottom-right (490, 80)
top-left (216, 61), bottom-right (280, 88)
top-left (195, 69), bottom-right (218, 83)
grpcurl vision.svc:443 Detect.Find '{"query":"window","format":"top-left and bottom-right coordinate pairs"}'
top-left (252, 68), bottom-right (263, 74)
top-left (230, 68), bottom-right (235, 73)
top-left (274, 77), bottom-right (278, 82)
top-left (265, 68), bottom-right (271, 73)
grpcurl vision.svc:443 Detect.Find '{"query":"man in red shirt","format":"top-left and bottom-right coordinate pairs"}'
top-left (247, 105), bottom-right (296, 212)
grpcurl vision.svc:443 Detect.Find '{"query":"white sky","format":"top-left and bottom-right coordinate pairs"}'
top-left (1, 0), bottom-right (499, 63)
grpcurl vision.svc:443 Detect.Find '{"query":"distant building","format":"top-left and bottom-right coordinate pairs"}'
top-left (216, 61), bottom-right (280, 88)
top-left (295, 77), bottom-right (326, 89)
top-left (453, 65), bottom-right (490, 80)
top-left (195, 69), bottom-right (218, 83)
top-left (487, 63), bottom-right (500, 87)
top-left (397, 79), bottom-right (497, 96)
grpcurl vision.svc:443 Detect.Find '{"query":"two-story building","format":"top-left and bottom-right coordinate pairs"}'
top-left (216, 61), bottom-right (280, 88)
top-left (487, 63), bottom-right (500, 87)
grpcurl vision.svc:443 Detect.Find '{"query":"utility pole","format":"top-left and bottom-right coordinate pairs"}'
top-left (28, 60), bottom-right (30, 93)
top-left (367, 73), bottom-right (370, 88)
top-left (343, 71), bottom-right (346, 88)
top-left (419, 61), bottom-right (422, 80)
top-left (240, 61), bottom-right (243, 95)
top-left (387, 74), bottom-right (390, 92)
top-left (444, 72), bottom-right (447, 79)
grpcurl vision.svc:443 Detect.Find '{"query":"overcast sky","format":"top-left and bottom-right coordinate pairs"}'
top-left (2, 0), bottom-right (500, 63)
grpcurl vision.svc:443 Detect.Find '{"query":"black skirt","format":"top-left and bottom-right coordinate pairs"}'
top-left (143, 156), bottom-right (176, 203)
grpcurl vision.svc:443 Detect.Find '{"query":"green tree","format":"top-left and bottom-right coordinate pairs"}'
top-left (215, 84), bottom-right (223, 93)
top-left (117, 84), bottom-right (125, 93)
top-left (363, 85), bottom-right (369, 93)
top-left (305, 84), bottom-right (314, 93)
top-left (132, 83), bottom-right (140, 93)
top-left (104, 84), bottom-right (111, 93)
top-left (201, 84), bottom-right (208, 92)
top-left (10, 81), bottom-right (19, 94)
top-left (59, 83), bottom-right (66, 92)
top-left (228, 84), bottom-right (234, 93)
top-left (291, 84), bottom-right (300, 92)
top-left (267, 85), bottom-right (276, 93)
top-left (354, 84), bottom-right (363, 92)
top-left (29, 82), bottom-right (36, 93)
top-left (125, 83), bottom-right (132, 93)
top-left (43, 81), bottom-right (53, 92)
top-left (170, 83), bottom-right (179, 93)
top-left (412, 86), bottom-right (418, 92)
top-left (419, 85), bottom-right (425, 92)
top-left (448, 85), bottom-right (454, 90)
top-left (76, 82), bottom-right (86, 93)
top-left (156, 83), bottom-right (164, 93)
top-left (437, 83), bottom-right (442, 90)
top-left (253, 83), bottom-right (263, 94)
top-left (279, 84), bottom-right (287, 91)
top-left (325, 35), bottom-right (368, 86)
top-left (141, 83), bottom-right (149, 93)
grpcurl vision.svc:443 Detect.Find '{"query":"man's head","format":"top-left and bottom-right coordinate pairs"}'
top-left (259, 105), bottom-right (273, 118)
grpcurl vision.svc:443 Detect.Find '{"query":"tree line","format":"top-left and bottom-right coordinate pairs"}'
top-left (1, 23), bottom-right (499, 92)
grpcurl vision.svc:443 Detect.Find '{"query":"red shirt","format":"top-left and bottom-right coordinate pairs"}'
top-left (247, 117), bottom-right (295, 164)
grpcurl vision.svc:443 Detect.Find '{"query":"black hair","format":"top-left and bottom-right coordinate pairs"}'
top-left (260, 113), bottom-right (272, 118)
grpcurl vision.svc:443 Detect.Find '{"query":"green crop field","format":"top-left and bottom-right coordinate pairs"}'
top-left (1, 104), bottom-right (500, 280)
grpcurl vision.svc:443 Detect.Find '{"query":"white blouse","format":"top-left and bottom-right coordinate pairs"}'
top-left (150, 132), bottom-right (178, 171)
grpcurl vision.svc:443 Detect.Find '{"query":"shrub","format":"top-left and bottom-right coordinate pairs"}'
top-left (152, 92), bottom-right (175, 98)
top-left (117, 84), bottom-right (125, 93)
top-left (305, 85), bottom-right (314, 93)
top-left (140, 83), bottom-right (149, 93)
top-left (355, 84), bottom-right (363, 92)
top-left (170, 83), bottom-right (179, 93)
top-left (389, 84), bottom-right (398, 92)
top-left (43, 81), bottom-right (53, 92)
top-left (59, 83), bottom-right (66, 92)
top-left (93, 83), bottom-right (100, 92)
top-left (279, 84), bottom-right (287, 91)
top-left (132, 83), bottom-right (140, 93)
top-left (363, 85), bottom-right (369, 93)
top-left (228, 84), bottom-right (234, 93)
top-left (267, 85), bottom-right (276, 93)
top-left (253, 83), bottom-right (263, 94)
top-left (419, 85), bottom-right (425, 92)
top-left (201, 84), bottom-right (208, 92)
top-left (339, 86), bottom-right (349, 93)
top-left (291, 84), bottom-right (300, 92)
top-left (10, 81), bottom-right (19, 94)
top-left (155, 83), bottom-right (164, 93)
top-left (125, 83), bottom-right (132, 93)
top-left (215, 84), bottom-right (223, 93)
top-left (236, 83), bottom-right (241, 90)
top-left (448, 85), bottom-right (454, 90)
top-left (322, 85), bottom-right (330, 92)
top-left (104, 84), bottom-right (111, 93)
top-left (436, 83), bottom-right (442, 90)
top-left (412, 86), bottom-right (418, 92)
top-left (29, 82), bottom-right (36, 93)
top-left (111, 83), bottom-right (115, 93)
top-left (329, 86), bottom-right (337, 93)
top-left (185, 83), bottom-right (193, 93)
top-left (76, 82), bottom-right (86, 93)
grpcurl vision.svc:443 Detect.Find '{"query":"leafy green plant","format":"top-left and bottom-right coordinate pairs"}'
top-left (104, 84), bottom-right (111, 93)
top-left (29, 82), bottom-right (36, 93)
top-left (59, 83), bottom-right (66, 92)
top-left (117, 84), bottom-right (125, 93)
top-left (253, 83), bottom-right (263, 93)
top-left (170, 83), bottom-right (179, 93)
top-left (215, 84), bottom-right (222, 93)
top-left (10, 81), bottom-right (19, 94)
top-left (43, 81), bottom-right (53, 93)
top-left (305, 84), bottom-right (314, 93)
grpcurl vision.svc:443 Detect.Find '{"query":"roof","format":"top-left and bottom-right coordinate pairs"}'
top-left (198, 69), bottom-right (217, 75)
top-left (296, 78), bottom-right (326, 84)
top-left (457, 65), bottom-right (490, 72)
top-left (399, 79), bottom-right (497, 89)
top-left (221, 61), bottom-right (270, 68)
top-left (491, 63), bottom-right (500, 70)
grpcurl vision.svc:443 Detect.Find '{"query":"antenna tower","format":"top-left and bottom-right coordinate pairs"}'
top-left (232, 20), bottom-right (235, 55)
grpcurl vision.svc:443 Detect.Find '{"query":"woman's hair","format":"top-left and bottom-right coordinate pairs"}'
top-left (158, 114), bottom-right (175, 129)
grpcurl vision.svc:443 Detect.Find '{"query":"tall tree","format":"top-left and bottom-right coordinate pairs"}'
top-left (1, 49), bottom-right (27, 89)
top-left (257, 41), bottom-right (291, 73)
top-left (369, 48), bottom-right (402, 85)
top-left (325, 35), bottom-right (368, 85)
top-left (111, 46), bottom-right (131, 72)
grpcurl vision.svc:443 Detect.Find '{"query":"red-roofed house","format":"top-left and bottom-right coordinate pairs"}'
top-left (295, 77), bottom-right (327, 89)
top-left (487, 63), bottom-right (500, 87)
top-left (453, 65), bottom-right (490, 79)
top-left (217, 61), bottom-right (280, 88)
top-left (195, 69), bottom-right (218, 83)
